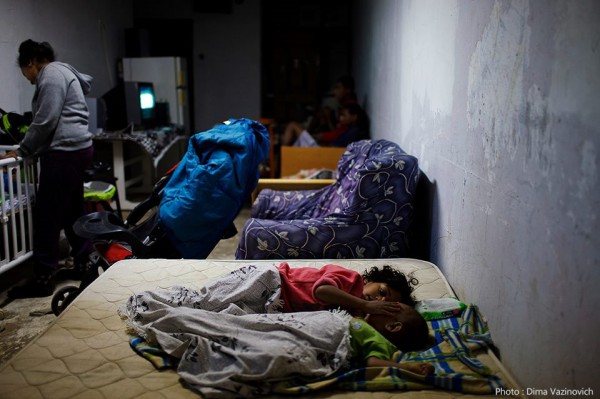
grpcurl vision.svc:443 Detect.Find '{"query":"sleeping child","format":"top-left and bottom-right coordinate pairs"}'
top-left (129, 262), bottom-right (418, 318)
top-left (121, 290), bottom-right (433, 398)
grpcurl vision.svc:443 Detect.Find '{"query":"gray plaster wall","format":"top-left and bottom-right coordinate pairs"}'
top-left (193, 0), bottom-right (261, 132)
top-left (353, 0), bottom-right (599, 393)
top-left (0, 0), bottom-right (132, 113)
top-left (132, 0), bottom-right (262, 133)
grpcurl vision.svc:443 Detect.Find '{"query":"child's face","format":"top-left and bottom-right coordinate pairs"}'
top-left (364, 302), bottom-right (416, 331)
top-left (362, 282), bottom-right (403, 303)
top-left (338, 109), bottom-right (357, 127)
top-left (334, 82), bottom-right (351, 101)
top-left (365, 303), bottom-right (422, 342)
top-left (20, 63), bottom-right (38, 85)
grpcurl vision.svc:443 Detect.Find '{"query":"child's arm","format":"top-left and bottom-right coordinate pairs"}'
top-left (366, 357), bottom-right (434, 375)
top-left (314, 285), bottom-right (403, 316)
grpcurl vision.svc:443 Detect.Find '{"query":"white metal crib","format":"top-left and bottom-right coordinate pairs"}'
top-left (0, 145), bottom-right (39, 275)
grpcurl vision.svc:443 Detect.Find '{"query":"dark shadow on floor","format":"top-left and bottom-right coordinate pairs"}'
top-left (409, 171), bottom-right (435, 261)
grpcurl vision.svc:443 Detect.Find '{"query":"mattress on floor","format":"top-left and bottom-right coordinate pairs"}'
top-left (0, 258), bottom-right (521, 398)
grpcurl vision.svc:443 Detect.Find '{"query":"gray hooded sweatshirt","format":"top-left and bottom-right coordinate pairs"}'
top-left (17, 61), bottom-right (93, 157)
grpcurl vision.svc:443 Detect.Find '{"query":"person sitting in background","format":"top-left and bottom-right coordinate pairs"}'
top-left (281, 75), bottom-right (360, 146)
top-left (316, 74), bottom-right (358, 133)
top-left (325, 102), bottom-right (370, 147)
top-left (283, 102), bottom-right (370, 148)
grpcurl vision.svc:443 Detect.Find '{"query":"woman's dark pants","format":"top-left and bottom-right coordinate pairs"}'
top-left (33, 146), bottom-right (94, 276)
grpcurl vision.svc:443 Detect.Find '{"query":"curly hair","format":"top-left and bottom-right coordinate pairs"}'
top-left (362, 265), bottom-right (418, 307)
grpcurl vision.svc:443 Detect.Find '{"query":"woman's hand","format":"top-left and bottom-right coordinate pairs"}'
top-left (0, 150), bottom-right (19, 160)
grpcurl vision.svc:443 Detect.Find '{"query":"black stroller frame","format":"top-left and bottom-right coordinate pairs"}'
top-left (51, 165), bottom-right (239, 315)
top-left (51, 169), bottom-right (179, 315)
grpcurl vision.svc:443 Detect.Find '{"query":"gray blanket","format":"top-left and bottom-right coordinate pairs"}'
top-left (119, 265), bottom-right (352, 398)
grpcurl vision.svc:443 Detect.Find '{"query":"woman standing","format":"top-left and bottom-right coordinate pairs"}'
top-left (1, 39), bottom-right (94, 298)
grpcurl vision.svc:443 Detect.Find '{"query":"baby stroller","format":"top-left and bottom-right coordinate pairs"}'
top-left (51, 165), bottom-right (181, 315)
top-left (51, 118), bottom-right (270, 315)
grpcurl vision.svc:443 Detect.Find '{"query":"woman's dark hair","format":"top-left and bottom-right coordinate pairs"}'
top-left (362, 265), bottom-right (418, 307)
top-left (18, 39), bottom-right (55, 67)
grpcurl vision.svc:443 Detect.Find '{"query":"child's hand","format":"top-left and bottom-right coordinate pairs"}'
top-left (401, 362), bottom-right (435, 375)
top-left (362, 300), bottom-right (404, 316)
top-left (367, 358), bottom-right (435, 376)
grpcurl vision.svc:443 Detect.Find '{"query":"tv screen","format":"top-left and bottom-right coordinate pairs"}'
top-left (102, 81), bottom-right (156, 130)
top-left (138, 83), bottom-right (155, 122)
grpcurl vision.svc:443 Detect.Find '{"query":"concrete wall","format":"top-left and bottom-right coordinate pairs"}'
top-left (132, 0), bottom-right (261, 133)
top-left (0, 0), bottom-right (132, 113)
top-left (193, 0), bottom-right (261, 132)
top-left (353, 0), bottom-right (599, 393)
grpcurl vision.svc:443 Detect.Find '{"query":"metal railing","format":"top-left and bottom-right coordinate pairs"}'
top-left (0, 145), bottom-right (39, 275)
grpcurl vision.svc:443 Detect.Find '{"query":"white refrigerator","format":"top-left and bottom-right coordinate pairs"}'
top-left (122, 57), bottom-right (190, 132)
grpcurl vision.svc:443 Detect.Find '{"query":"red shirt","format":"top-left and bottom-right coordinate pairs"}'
top-left (319, 96), bottom-right (358, 145)
top-left (319, 124), bottom-right (348, 145)
top-left (277, 262), bottom-right (364, 312)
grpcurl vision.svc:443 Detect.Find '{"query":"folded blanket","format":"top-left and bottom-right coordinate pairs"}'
top-left (120, 292), bottom-right (352, 398)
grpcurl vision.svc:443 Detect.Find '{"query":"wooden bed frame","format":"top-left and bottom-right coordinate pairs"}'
top-left (279, 145), bottom-right (346, 177)
top-left (252, 145), bottom-right (346, 202)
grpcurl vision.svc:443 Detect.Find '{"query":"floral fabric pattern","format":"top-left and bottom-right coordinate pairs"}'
top-left (236, 139), bottom-right (420, 259)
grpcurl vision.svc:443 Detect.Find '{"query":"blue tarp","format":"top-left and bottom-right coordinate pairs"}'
top-left (159, 118), bottom-right (270, 258)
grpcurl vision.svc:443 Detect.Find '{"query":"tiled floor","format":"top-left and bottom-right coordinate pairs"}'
top-left (0, 206), bottom-right (250, 366)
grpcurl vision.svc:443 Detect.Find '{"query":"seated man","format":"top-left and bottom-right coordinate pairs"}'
top-left (283, 102), bottom-right (370, 147)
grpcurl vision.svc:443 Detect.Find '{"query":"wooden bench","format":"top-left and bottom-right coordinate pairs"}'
top-left (251, 146), bottom-right (346, 202)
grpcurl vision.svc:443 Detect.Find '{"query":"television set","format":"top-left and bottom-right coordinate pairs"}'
top-left (102, 81), bottom-right (156, 131)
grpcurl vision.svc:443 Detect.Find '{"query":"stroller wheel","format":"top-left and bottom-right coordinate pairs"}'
top-left (51, 286), bottom-right (80, 316)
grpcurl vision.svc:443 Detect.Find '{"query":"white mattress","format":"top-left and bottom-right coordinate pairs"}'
top-left (0, 258), bottom-right (521, 398)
